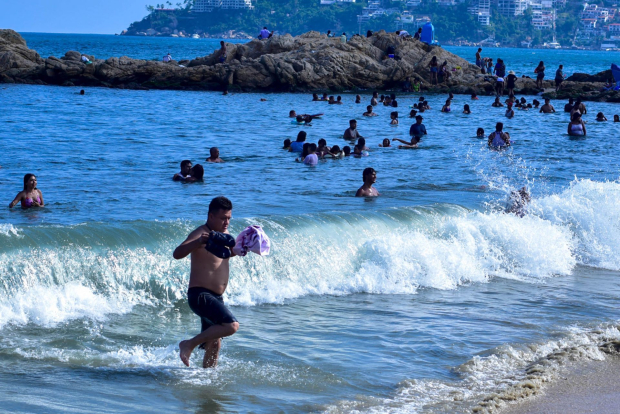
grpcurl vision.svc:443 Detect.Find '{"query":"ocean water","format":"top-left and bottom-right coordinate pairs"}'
top-left (2, 34), bottom-right (620, 413)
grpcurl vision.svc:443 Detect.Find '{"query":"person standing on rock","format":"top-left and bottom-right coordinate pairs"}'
top-left (219, 41), bottom-right (227, 63)
top-left (344, 120), bottom-right (364, 140)
top-left (505, 71), bottom-right (518, 97)
top-left (475, 48), bottom-right (482, 69)
top-left (341, 33), bottom-right (347, 43)
top-left (534, 61), bottom-right (545, 90)
top-left (429, 56), bottom-right (439, 85)
top-left (555, 65), bottom-right (566, 92)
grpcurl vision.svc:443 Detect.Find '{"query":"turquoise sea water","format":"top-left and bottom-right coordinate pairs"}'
top-left (1, 34), bottom-right (620, 413)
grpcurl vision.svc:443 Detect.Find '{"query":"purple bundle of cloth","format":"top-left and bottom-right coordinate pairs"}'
top-left (233, 225), bottom-right (271, 257)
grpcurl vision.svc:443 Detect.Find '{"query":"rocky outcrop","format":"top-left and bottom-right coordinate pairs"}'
top-left (2, 28), bottom-right (620, 102)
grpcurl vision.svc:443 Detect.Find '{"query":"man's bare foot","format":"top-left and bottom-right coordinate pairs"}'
top-left (179, 340), bottom-right (193, 367)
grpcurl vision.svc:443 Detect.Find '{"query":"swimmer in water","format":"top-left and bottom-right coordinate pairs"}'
top-left (506, 187), bottom-right (530, 217)
top-left (321, 93), bottom-right (328, 101)
top-left (312, 93), bottom-right (320, 101)
top-left (488, 122), bottom-right (510, 148)
top-left (355, 137), bottom-right (369, 151)
top-left (336, 96), bottom-right (343, 105)
top-left (316, 138), bottom-right (331, 157)
top-left (379, 138), bottom-right (391, 147)
top-left (568, 112), bottom-right (586, 136)
top-left (342, 146), bottom-right (352, 156)
top-left (409, 110), bottom-right (417, 118)
top-left (505, 103), bottom-right (515, 118)
top-left (289, 110), bottom-right (297, 118)
top-left (185, 164), bottom-right (205, 183)
top-left (596, 112), bottom-right (608, 121)
top-left (363, 106), bottom-right (378, 117)
top-left (476, 127), bottom-right (485, 137)
top-left (174, 160), bottom-right (192, 181)
top-left (303, 143), bottom-right (319, 166)
top-left (206, 147), bottom-right (223, 163)
top-left (463, 104), bottom-right (471, 114)
top-left (9, 174), bottom-right (45, 209)
top-left (326, 145), bottom-right (343, 158)
top-left (539, 98), bottom-right (555, 113)
top-left (492, 97), bottom-right (504, 107)
top-left (441, 99), bottom-right (452, 112)
top-left (355, 168), bottom-right (379, 197)
top-left (355, 95), bottom-right (361, 104)
top-left (390, 111), bottom-right (399, 125)
top-left (283, 139), bottom-right (292, 150)
top-left (344, 120), bottom-right (364, 141)
top-left (614, 115), bottom-right (620, 122)
top-left (328, 96), bottom-right (336, 105)
top-left (471, 93), bottom-right (479, 100)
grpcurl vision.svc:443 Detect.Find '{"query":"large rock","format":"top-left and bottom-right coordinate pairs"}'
top-left (1, 28), bottom-right (618, 101)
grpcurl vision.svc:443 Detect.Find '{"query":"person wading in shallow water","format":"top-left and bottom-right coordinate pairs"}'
top-left (174, 196), bottom-right (242, 368)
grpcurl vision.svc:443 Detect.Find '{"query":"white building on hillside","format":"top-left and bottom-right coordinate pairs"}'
top-left (193, 0), bottom-right (253, 12)
top-left (498, 0), bottom-right (527, 16)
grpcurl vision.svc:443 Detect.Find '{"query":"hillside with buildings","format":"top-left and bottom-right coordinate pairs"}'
top-left (123, 0), bottom-right (620, 49)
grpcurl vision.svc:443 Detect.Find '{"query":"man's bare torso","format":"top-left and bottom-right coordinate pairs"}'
top-left (188, 225), bottom-right (230, 295)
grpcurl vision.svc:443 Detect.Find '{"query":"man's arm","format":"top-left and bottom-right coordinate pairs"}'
top-left (393, 138), bottom-right (413, 145)
top-left (173, 228), bottom-right (210, 260)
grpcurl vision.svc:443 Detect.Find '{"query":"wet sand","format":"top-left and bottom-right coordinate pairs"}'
top-left (501, 356), bottom-right (620, 414)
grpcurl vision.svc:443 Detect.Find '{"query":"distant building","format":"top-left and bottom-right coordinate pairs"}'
top-left (193, 0), bottom-right (254, 12)
top-left (320, 0), bottom-right (355, 4)
top-left (497, 0), bottom-right (527, 16)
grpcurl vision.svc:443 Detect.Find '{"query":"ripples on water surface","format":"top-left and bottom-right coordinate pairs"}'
top-left (1, 38), bottom-right (620, 413)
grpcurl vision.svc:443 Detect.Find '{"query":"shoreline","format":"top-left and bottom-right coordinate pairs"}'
top-left (500, 356), bottom-right (620, 414)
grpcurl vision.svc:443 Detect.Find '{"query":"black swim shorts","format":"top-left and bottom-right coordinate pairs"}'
top-left (187, 287), bottom-right (238, 334)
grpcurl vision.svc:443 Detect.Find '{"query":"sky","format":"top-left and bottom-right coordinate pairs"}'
top-left (0, 0), bottom-right (150, 34)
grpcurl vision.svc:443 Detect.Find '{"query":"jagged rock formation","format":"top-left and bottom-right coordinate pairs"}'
top-left (1, 28), bottom-right (618, 101)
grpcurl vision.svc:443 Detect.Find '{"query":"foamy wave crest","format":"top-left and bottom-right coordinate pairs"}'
top-left (323, 323), bottom-right (620, 414)
top-left (0, 283), bottom-right (135, 329)
top-left (0, 205), bottom-right (578, 325)
top-left (227, 208), bottom-right (575, 305)
top-left (0, 223), bottom-right (21, 238)
top-left (532, 179), bottom-right (620, 270)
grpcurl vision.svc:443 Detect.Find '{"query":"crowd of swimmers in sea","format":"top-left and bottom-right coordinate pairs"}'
top-left (9, 81), bottom-right (620, 214)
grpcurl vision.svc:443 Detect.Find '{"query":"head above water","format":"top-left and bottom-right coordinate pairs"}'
top-left (283, 138), bottom-right (291, 148)
top-left (207, 196), bottom-right (233, 232)
top-left (382, 138), bottom-right (390, 147)
top-left (343, 146), bottom-right (351, 156)
top-left (331, 145), bottom-right (341, 153)
top-left (181, 160), bottom-right (192, 176)
top-left (23, 173), bottom-right (36, 191)
top-left (318, 138), bottom-right (327, 147)
top-left (363, 167), bottom-right (376, 183)
top-left (357, 137), bottom-right (366, 148)
top-left (308, 143), bottom-right (318, 153)
top-left (296, 131), bottom-right (307, 142)
top-left (495, 122), bottom-right (504, 132)
top-left (476, 127), bottom-right (484, 136)
top-left (349, 119), bottom-right (357, 128)
top-left (191, 164), bottom-right (204, 181)
top-left (210, 147), bottom-right (219, 158)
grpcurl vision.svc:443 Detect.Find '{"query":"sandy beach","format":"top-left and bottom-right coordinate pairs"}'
top-left (501, 356), bottom-right (620, 414)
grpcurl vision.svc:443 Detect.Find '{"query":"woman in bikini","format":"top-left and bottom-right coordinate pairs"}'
top-left (9, 174), bottom-right (45, 209)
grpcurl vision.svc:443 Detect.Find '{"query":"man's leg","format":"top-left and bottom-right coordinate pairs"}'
top-left (203, 339), bottom-right (222, 368)
top-left (179, 322), bottom-right (238, 367)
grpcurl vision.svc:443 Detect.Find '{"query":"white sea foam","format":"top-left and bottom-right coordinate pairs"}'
top-left (533, 179), bottom-right (620, 270)
top-left (323, 323), bottom-right (620, 414)
top-left (226, 210), bottom-right (576, 306)
top-left (0, 283), bottom-right (135, 329)
top-left (0, 223), bottom-right (21, 237)
top-left (0, 178), bottom-right (617, 327)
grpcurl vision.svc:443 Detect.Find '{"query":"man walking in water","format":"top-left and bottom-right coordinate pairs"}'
top-left (174, 196), bottom-right (240, 368)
